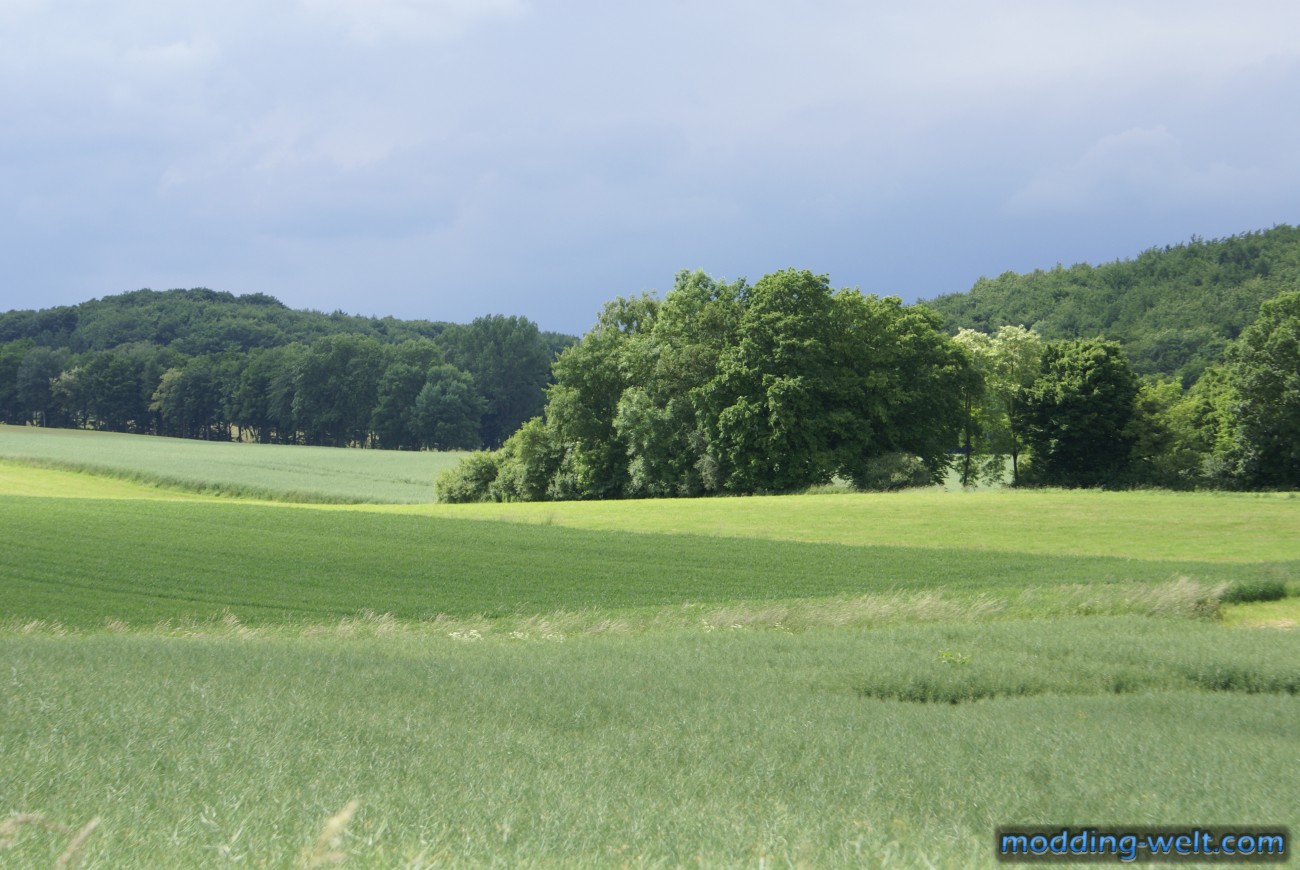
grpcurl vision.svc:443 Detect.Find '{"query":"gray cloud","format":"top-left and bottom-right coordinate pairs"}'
top-left (2, 1), bottom-right (1299, 331)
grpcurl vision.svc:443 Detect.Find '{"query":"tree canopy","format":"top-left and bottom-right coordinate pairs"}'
top-left (923, 225), bottom-right (1300, 385)
top-left (439, 269), bottom-right (972, 501)
top-left (0, 289), bottom-right (574, 451)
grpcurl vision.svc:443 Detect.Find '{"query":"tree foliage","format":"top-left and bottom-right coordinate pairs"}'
top-left (437, 315), bottom-right (553, 448)
top-left (952, 326), bottom-right (1043, 485)
top-left (925, 226), bottom-right (1300, 384)
top-left (1018, 339), bottom-right (1140, 487)
top-left (0, 289), bottom-right (568, 452)
top-left (442, 269), bottom-right (972, 501)
top-left (1226, 290), bottom-right (1300, 487)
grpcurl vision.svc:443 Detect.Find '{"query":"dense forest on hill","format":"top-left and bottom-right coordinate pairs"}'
top-left (0, 287), bottom-right (574, 358)
top-left (0, 289), bottom-right (576, 450)
top-left (922, 225), bottom-right (1300, 385)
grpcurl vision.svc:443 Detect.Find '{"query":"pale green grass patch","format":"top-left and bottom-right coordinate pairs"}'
top-left (405, 488), bottom-right (1300, 563)
top-left (0, 425), bottom-right (463, 503)
top-left (0, 460), bottom-right (223, 501)
top-left (1222, 597), bottom-right (1300, 629)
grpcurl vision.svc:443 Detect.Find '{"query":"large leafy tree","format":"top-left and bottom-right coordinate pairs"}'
top-left (711, 270), bottom-right (841, 492)
top-left (15, 345), bottom-right (70, 427)
top-left (1227, 290), bottom-right (1300, 487)
top-left (150, 354), bottom-right (240, 440)
top-left (545, 294), bottom-right (659, 499)
top-left (64, 350), bottom-right (152, 432)
top-left (228, 344), bottom-right (308, 444)
top-left (412, 364), bottom-right (485, 450)
top-left (953, 325), bottom-right (1043, 485)
top-left (610, 272), bottom-right (743, 497)
top-left (832, 293), bottom-right (970, 487)
top-left (711, 270), bottom-right (968, 493)
top-left (371, 341), bottom-right (444, 450)
top-left (438, 315), bottom-right (552, 448)
top-left (293, 334), bottom-right (386, 446)
top-left (1019, 339), bottom-right (1140, 487)
top-left (0, 340), bottom-right (32, 424)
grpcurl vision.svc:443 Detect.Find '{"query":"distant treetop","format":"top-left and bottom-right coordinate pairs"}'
top-left (0, 287), bottom-right (461, 356)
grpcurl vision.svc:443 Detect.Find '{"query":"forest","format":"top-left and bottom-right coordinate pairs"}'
top-left (0, 288), bottom-right (574, 450)
top-left (2, 227), bottom-right (1298, 494)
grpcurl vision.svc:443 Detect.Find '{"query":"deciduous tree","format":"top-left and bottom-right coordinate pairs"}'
top-left (1019, 339), bottom-right (1139, 487)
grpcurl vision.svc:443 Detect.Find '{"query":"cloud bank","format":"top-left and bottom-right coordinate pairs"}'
top-left (2, 0), bottom-right (1298, 332)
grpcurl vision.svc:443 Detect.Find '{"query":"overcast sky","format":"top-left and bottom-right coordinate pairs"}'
top-left (2, 1), bottom-right (1298, 334)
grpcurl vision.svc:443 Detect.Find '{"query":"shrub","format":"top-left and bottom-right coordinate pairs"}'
top-left (1220, 579), bottom-right (1288, 604)
top-left (489, 418), bottom-right (561, 502)
top-left (434, 451), bottom-right (500, 503)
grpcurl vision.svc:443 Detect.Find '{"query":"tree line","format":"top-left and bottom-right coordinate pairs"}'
top-left (438, 269), bottom-right (1300, 501)
top-left (0, 289), bottom-right (572, 450)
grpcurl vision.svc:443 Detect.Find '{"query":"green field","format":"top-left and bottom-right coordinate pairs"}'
top-left (0, 424), bottom-right (464, 503)
top-left (410, 487), bottom-right (1299, 562)
top-left (0, 439), bottom-right (1296, 867)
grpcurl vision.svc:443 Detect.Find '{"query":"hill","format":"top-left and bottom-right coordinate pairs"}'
top-left (0, 286), bottom-right (575, 358)
top-left (0, 289), bottom-right (578, 449)
top-left (922, 225), bottom-right (1300, 383)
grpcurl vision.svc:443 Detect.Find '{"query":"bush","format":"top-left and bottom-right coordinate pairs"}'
top-left (1220, 579), bottom-right (1288, 604)
top-left (489, 418), bottom-right (561, 502)
top-left (435, 451), bottom-right (500, 503)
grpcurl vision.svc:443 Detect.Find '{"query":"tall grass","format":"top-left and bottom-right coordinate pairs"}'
top-left (2, 620), bottom-right (1296, 867)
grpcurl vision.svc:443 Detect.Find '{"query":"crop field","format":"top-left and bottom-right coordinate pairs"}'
top-left (0, 424), bottom-right (465, 503)
top-left (0, 440), bottom-right (1297, 867)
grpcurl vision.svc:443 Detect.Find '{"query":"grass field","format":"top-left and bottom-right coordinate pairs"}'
top-left (0, 436), bottom-right (1296, 867)
top-left (0, 424), bottom-right (464, 503)
top-left (409, 487), bottom-right (1299, 562)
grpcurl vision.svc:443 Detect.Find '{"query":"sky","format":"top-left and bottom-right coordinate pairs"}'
top-left (2, 1), bottom-right (1299, 335)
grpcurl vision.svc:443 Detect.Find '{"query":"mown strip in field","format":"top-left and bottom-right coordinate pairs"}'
top-left (1, 495), bottom-right (1291, 627)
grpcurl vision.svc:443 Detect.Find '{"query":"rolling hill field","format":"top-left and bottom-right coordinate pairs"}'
top-left (0, 434), bottom-right (1296, 867)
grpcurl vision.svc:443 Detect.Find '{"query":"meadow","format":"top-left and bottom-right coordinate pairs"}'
top-left (0, 433), bottom-right (1296, 867)
top-left (0, 424), bottom-right (466, 503)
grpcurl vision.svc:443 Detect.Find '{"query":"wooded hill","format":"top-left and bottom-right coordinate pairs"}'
top-left (0, 287), bottom-right (574, 358)
top-left (921, 225), bottom-right (1300, 385)
top-left (0, 288), bottom-right (576, 450)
